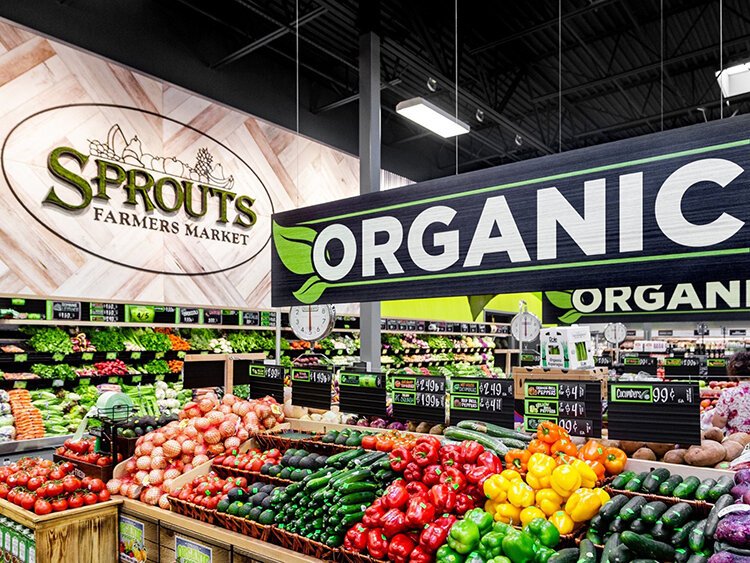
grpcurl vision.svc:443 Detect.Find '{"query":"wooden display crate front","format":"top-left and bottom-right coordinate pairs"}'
top-left (160, 521), bottom-right (231, 563)
top-left (53, 453), bottom-right (113, 482)
top-left (120, 505), bottom-right (159, 563)
top-left (512, 366), bottom-right (609, 399)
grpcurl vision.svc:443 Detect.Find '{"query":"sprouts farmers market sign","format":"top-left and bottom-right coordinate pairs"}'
top-left (271, 116), bottom-right (750, 306)
top-left (1, 104), bottom-right (273, 275)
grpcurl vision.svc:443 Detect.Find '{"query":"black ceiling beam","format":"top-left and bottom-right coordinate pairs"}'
top-left (314, 78), bottom-right (402, 113)
top-left (210, 6), bottom-right (327, 69)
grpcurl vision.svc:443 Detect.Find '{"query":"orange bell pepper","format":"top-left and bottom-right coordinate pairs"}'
top-left (603, 447), bottom-right (627, 475)
top-left (551, 438), bottom-right (578, 458)
top-left (579, 440), bottom-right (606, 463)
top-left (527, 439), bottom-right (551, 456)
top-left (505, 449), bottom-right (531, 472)
top-left (555, 453), bottom-right (577, 466)
top-left (537, 421), bottom-right (561, 444)
top-left (584, 459), bottom-right (606, 480)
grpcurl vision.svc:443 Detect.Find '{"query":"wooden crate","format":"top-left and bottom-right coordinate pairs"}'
top-left (53, 453), bottom-right (113, 482)
top-left (160, 522), bottom-right (231, 563)
top-left (512, 366), bottom-right (609, 399)
top-left (119, 505), bottom-right (159, 563)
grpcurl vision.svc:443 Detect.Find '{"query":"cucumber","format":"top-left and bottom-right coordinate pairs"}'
top-left (339, 491), bottom-right (376, 505)
top-left (661, 503), bottom-right (693, 528)
top-left (302, 468), bottom-right (336, 484)
top-left (659, 474), bottom-right (683, 496)
top-left (589, 514), bottom-right (606, 532)
top-left (611, 471), bottom-right (636, 490)
top-left (443, 426), bottom-right (510, 456)
top-left (340, 511), bottom-right (365, 527)
top-left (674, 548), bottom-right (691, 563)
top-left (619, 496), bottom-right (647, 522)
top-left (326, 448), bottom-right (367, 468)
top-left (674, 476), bottom-right (701, 499)
top-left (332, 468), bottom-right (372, 488)
top-left (578, 539), bottom-right (597, 563)
top-left (600, 495), bottom-right (629, 521)
top-left (624, 472), bottom-right (649, 492)
top-left (708, 475), bottom-right (734, 501)
top-left (671, 519), bottom-right (698, 546)
top-left (689, 519), bottom-right (707, 552)
top-left (642, 468), bottom-right (671, 493)
top-left (601, 533), bottom-right (621, 563)
top-left (641, 501), bottom-right (668, 523)
top-left (687, 556), bottom-right (709, 563)
top-left (455, 419), bottom-right (533, 442)
top-left (651, 520), bottom-right (670, 541)
top-left (585, 527), bottom-right (603, 546)
top-left (548, 548), bottom-right (579, 563)
top-left (609, 517), bottom-right (626, 533)
top-left (694, 479), bottom-right (716, 501)
top-left (706, 494), bottom-right (734, 536)
top-left (337, 481), bottom-right (377, 494)
top-left (628, 518), bottom-right (649, 534)
top-left (621, 531), bottom-right (675, 561)
top-left (499, 437), bottom-right (531, 449)
top-left (610, 543), bottom-right (633, 563)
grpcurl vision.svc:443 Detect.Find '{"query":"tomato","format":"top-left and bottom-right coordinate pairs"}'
top-left (96, 457), bottom-right (112, 467)
top-left (6, 488), bottom-right (16, 505)
top-left (31, 467), bottom-right (50, 478)
top-left (361, 435), bottom-right (378, 450)
top-left (81, 476), bottom-right (92, 488)
top-left (5, 475), bottom-right (18, 488)
top-left (97, 489), bottom-right (111, 502)
top-left (0, 483), bottom-right (9, 499)
top-left (48, 469), bottom-right (64, 481)
top-left (33, 499), bottom-right (52, 515)
top-left (178, 489), bottom-right (190, 501)
top-left (26, 476), bottom-right (44, 492)
top-left (87, 478), bottom-right (105, 493)
top-left (67, 493), bottom-right (84, 509)
top-left (83, 492), bottom-right (98, 505)
top-left (46, 481), bottom-right (64, 497)
top-left (213, 456), bottom-right (226, 465)
top-left (20, 493), bottom-right (36, 511)
top-left (36, 483), bottom-right (49, 498)
top-left (62, 476), bottom-right (81, 494)
top-left (59, 462), bottom-right (75, 474)
top-left (375, 437), bottom-right (394, 452)
top-left (51, 498), bottom-right (68, 512)
top-left (266, 448), bottom-right (281, 459)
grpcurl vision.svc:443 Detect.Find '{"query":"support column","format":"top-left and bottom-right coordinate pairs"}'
top-left (358, 11), bottom-right (381, 372)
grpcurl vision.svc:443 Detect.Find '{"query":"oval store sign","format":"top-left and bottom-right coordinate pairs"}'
top-left (1, 104), bottom-right (273, 275)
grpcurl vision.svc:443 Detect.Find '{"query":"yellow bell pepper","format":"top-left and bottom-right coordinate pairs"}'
top-left (508, 480), bottom-right (535, 508)
top-left (549, 510), bottom-right (575, 535)
top-left (520, 506), bottom-right (547, 527)
top-left (593, 487), bottom-right (610, 505)
top-left (494, 502), bottom-right (522, 525)
top-left (501, 469), bottom-right (522, 482)
top-left (551, 465), bottom-right (582, 499)
top-left (526, 453), bottom-right (556, 490)
top-left (485, 498), bottom-right (499, 515)
top-left (535, 488), bottom-right (564, 516)
top-left (570, 459), bottom-right (598, 489)
top-left (483, 474), bottom-right (509, 502)
top-left (565, 488), bottom-right (602, 523)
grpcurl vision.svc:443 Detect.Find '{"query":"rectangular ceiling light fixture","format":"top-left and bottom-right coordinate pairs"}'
top-left (396, 97), bottom-right (470, 138)
top-left (716, 61), bottom-right (750, 98)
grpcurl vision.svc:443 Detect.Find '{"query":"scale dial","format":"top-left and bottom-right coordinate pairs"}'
top-left (511, 312), bottom-right (542, 341)
top-left (289, 305), bottom-right (335, 342)
top-left (604, 322), bottom-right (627, 345)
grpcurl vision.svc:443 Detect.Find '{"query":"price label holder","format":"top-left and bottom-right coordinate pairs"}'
top-left (178, 308), bottom-right (201, 324)
top-left (47, 300), bottom-right (81, 321)
top-left (291, 368), bottom-right (332, 410)
top-left (183, 357), bottom-right (225, 389)
top-left (622, 356), bottom-right (657, 375)
top-left (608, 381), bottom-right (700, 445)
top-left (105, 352), bottom-right (117, 360)
top-left (448, 377), bottom-right (513, 428)
top-left (390, 375), bottom-right (445, 424)
top-left (234, 362), bottom-right (284, 403)
top-left (88, 302), bottom-right (124, 323)
top-left (13, 354), bottom-right (27, 363)
top-left (82, 352), bottom-right (94, 361)
top-left (523, 380), bottom-right (602, 438)
top-left (707, 358), bottom-right (728, 377)
top-left (339, 372), bottom-right (386, 418)
top-left (664, 357), bottom-right (701, 379)
top-left (594, 355), bottom-right (613, 368)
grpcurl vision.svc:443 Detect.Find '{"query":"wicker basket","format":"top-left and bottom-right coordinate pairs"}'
top-left (213, 512), bottom-right (272, 542)
top-left (167, 496), bottom-right (216, 524)
top-left (211, 464), bottom-right (293, 486)
top-left (270, 527), bottom-right (336, 561)
top-left (336, 549), bottom-right (387, 563)
top-left (252, 429), bottom-right (353, 456)
top-left (603, 488), bottom-right (713, 514)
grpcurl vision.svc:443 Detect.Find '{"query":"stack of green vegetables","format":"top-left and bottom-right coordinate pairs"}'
top-left (30, 389), bottom-right (89, 435)
top-left (30, 363), bottom-right (77, 380)
top-left (23, 327), bottom-right (73, 354)
top-left (120, 383), bottom-right (160, 417)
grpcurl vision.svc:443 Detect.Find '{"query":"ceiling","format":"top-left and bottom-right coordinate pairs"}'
top-left (3, 0), bottom-right (750, 182)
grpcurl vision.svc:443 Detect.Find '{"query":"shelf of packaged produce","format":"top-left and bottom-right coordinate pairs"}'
top-left (0, 319), bottom-right (278, 331)
top-left (0, 434), bottom-right (72, 457)
top-left (0, 372), bottom-right (182, 390)
top-left (381, 346), bottom-right (497, 355)
top-left (0, 350), bottom-right (190, 365)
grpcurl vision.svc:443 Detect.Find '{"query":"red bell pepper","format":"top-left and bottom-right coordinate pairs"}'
top-left (439, 466), bottom-right (467, 491)
top-left (381, 508), bottom-right (409, 538)
top-left (413, 441), bottom-right (439, 467)
top-left (460, 440), bottom-right (485, 464)
top-left (389, 446), bottom-right (412, 472)
top-left (345, 524), bottom-right (368, 551)
top-left (406, 495), bottom-right (436, 527)
top-left (422, 464), bottom-right (443, 487)
top-left (367, 528), bottom-right (389, 559)
top-left (454, 492), bottom-right (474, 515)
top-left (416, 435), bottom-right (441, 448)
top-left (405, 481), bottom-right (429, 497)
top-left (419, 514), bottom-right (456, 553)
top-left (362, 500), bottom-right (387, 528)
top-left (403, 462), bottom-right (422, 482)
top-left (429, 483), bottom-right (456, 513)
top-left (465, 484), bottom-right (485, 504)
top-left (439, 444), bottom-right (464, 467)
top-left (410, 544), bottom-right (433, 563)
top-left (384, 480), bottom-right (410, 509)
top-left (476, 450), bottom-right (502, 473)
top-left (466, 465), bottom-right (494, 485)
top-left (387, 533), bottom-right (417, 563)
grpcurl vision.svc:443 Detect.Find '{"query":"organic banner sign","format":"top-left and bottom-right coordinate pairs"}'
top-left (118, 515), bottom-right (146, 563)
top-left (272, 117), bottom-right (750, 305)
top-left (543, 280), bottom-right (750, 324)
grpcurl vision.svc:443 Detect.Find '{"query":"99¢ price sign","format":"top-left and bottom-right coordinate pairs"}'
top-left (448, 377), bottom-right (513, 428)
top-left (390, 375), bottom-right (445, 424)
top-left (523, 380), bottom-right (602, 438)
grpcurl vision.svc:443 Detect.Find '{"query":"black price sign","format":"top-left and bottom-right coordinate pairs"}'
top-left (707, 358), bottom-right (728, 377)
top-left (521, 353), bottom-right (539, 367)
top-left (339, 372), bottom-right (386, 418)
top-left (622, 356), bottom-right (657, 375)
top-left (730, 329), bottom-right (747, 336)
top-left (291, 368), bottom-right (332, 410)
top-left (243, 311), bottom-right (260, 326)
top-left (179, 308), bottom-right (200, 324)
top-left (608, 382), bottom-right (700, 445)
top-left (49, 301), bottom-right (81, 321)
top-left (594, 355), bottom-right (612, 368)
top-left (523, 380), bottom-right (601, 438)
top-left (260, 311), bottom-right (276, 327)
top-left (664, 357), bottom-right (701, 378)
top-left (390, 375), bottom-right (445, 423)
top-left (183, 358), bottom-right (225, 389)
top-left (220, 310), bottom-right (240, 326)
top-left (235, 362), bottom-right (284, 402)
top-left (449, 377), bottom-right (513, 427)
top-left (88, 302), bottom-right (124, 323)
top-left (203, 309), bottom-right (222, 325)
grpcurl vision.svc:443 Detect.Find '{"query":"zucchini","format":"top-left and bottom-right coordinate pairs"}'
top-left (601, 533), bottom-right (621, 563)
top-left (443, 426), bottom-right (510, 456)
top-left (706, 494), bottom-right (734, 536)
top-left (641, 501), bottom-right (668, 523)
top-left (589, 514), bottom-right (606, 532)
top-left (332, 468), bottom-right (372, 488)
top-left (620, 530), bottom-right (675, 561)
top-left (348, 451), bottom-right (387, 469)
top-left (548, 548), bottom-right (579, 563)
top-left (687, 556), bottom-right (708, 563)
top-left (455, 419), bottom-right (533, 442)
top-left (610, 543), bottom-right (633, 563)
top-left (628, 518), bottom-right (649, 534)
top-left (600, 495), bottom-right (629, 521)
top-left (661, 503), bottom-right (693, 528)
top-left (659, 474), bottom-right (683, 496)
top-left (708, 475), bottom-right (734, 501)
top-left (674, 548), bottom-right (690, 563)
top-left (651, 521), bottom-right (670, 541)
top-left (674, 476), bottom-right (701, 499)
top-left (337, 481), bottom-right (377, 494)
top-left (694, 479), bottom-right (716, 501)
top-left (611, 471), bottom-right (636, 490)
top-left (671, 520), bottom-right (698, 546)
top-left (302, 468), bottom-right (335, 485)
top-left (619, 496), bottom-right (647, 522)
top-left (326, 448), bottom-right (367, 468)
top-left (624, 472), bottom-right (649, 492)
top-left (340, 511), bottom-right (365, 527)
top-left (339, 491), bottom-right (376, 505)
top-left (688, 519), bottom-right (707, 552)
top-left (585, 527), bottom-right (603, 545)
top-left (578, 539), bottom-right (597, 563)
top-left (609, 517), bottom-right (626, 533)
top-left (642, 468), bottom-right (671, 493)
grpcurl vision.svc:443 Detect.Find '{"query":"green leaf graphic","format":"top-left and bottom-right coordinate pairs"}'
top-left (293, 276), bottom-right (329, 304)
top-left (273, 221), bottom-right (316, 275)
top-left (558, 309), bottom-right (583, 324)
top-left (545, 290), bottom-right (573, 310)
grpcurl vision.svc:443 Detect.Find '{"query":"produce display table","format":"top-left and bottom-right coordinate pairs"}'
top-left (0, 497), bottom-right (121, 561)
top-left (120, 498), bottom-right (322, 563)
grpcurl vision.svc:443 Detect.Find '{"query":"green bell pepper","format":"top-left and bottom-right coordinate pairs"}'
top-left (437, 544), bottom-right (467, 563)
top-left (502, 530), bottom-right (536, 563)
top-left (533, 546), bottom-right (557, 563)
top-left (487, 558), bottom-right (512, 563)
top-left (465, 508), bottom-right (494, 535)
top-left (493, 521), bottom-right (512, 535)
top-left (448, 519), bottom-right (481, 555)
top-left (465, 551), bottom-right (486, 563)
top-left (480, 531), bottom-right (506, 559)
top-left (524, 518), bottom-right (560, 548)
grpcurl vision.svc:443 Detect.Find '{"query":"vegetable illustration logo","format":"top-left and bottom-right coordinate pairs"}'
top-left (543, 291), bottom-right (580, 324)
top-left (273, 221), bottom-right (329, 304)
